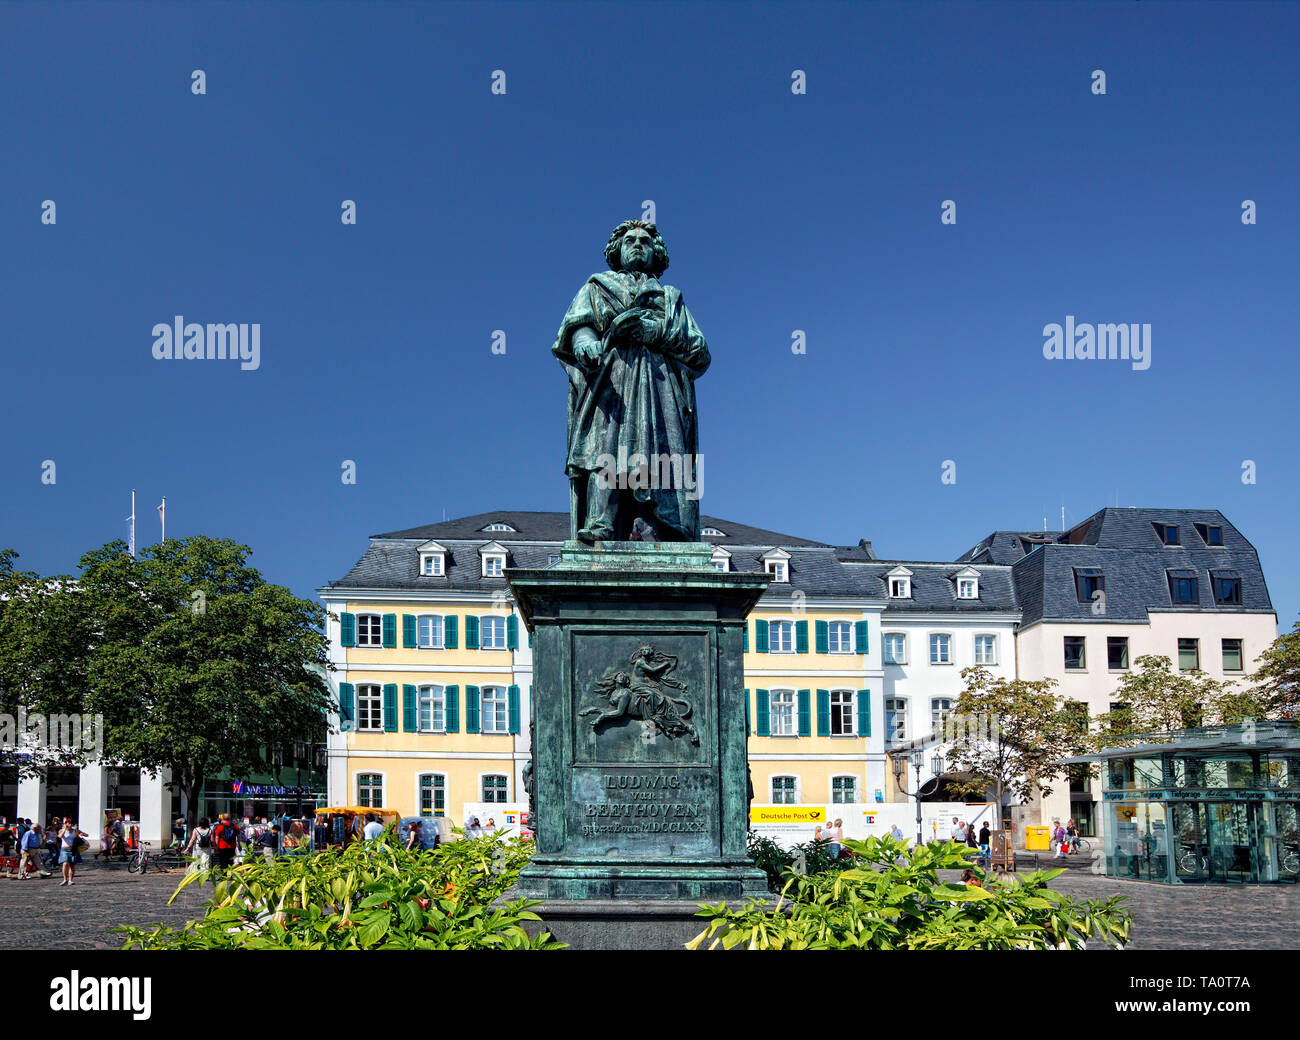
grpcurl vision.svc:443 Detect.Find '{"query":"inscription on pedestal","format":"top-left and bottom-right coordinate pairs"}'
top-left (569, 766), bottom-right (717, 854)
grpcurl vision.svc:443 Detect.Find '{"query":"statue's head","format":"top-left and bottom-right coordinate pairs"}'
top-left (604, 220), bottom-right (670, 277)
top-left (633, 644), bottom-right (654, 659)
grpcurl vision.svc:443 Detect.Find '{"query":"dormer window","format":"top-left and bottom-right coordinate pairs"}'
top-left (1073, 567), bottom-right (1104, 603)
top-left (702, 527), bottom-right (727, 537)
top-left (1195, 523), bottom-right (1223, 546)
top-left (482, 522), bottom-right (516, 533)
top-left (1155, 523), bottom-right (1181, 546)
top-left (417, 540), bottom-right (447, 577)
top-left (1168, 569), bottom-right (1199, 605)
top-left (953, 567), bottom-right (979, 600)
top-left (479, 541), bottom-right (508, 578)
top-left (711, 547), bottom-right (731, 573)
top-left (761, 548), bottom-right (790, 583)
top-left (886, 566), bottom-right (912, 599)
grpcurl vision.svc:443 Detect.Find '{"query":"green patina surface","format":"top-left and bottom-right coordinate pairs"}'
top-left (508, 543), bottom-right (769, 902)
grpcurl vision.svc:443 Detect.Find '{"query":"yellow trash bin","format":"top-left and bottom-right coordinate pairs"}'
top-left (1025, 826), bottom-right (1051, 851)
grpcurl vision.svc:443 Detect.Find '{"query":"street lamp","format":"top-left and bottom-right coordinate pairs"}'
top-left (893, 748), bottom-right (945, 846)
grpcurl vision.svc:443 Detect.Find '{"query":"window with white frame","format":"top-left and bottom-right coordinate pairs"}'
top-left (831, 775), bottom-right (858, 804)
top-left (483, 555), bottom-right (505, 577)
top-left (765, 559), bottom-right (788, 582)
top-left (702, 527), bottom-right (727, 537)
top-left (480, 685), bottom-right (509, 733)
top-left (929, 633), bottom-right (952, 665)
top-left (957, 577), bottom-right (978, 599)
top-left (483, 522), bottom-right (516, 532)
top-left (418, 773), bottom-right (446, 816)
top-left (883, 633), bottom-right (907, 665)
top-left (770, 689), bottom-right (796, 736)
top-left (771, 775), bottom-right (798, 804)
top-left (711, 549), bottom-right (730, 572)
top-left (830, 689), bottom-right (856, 735)
top-left (974, 634), bottom-right (997, 665)
top-left (931, 698), bottom-right (953, 733)
top-left (416, 614), bottom-right (444, 649)
top-left (888, 568), bottom-right (912, 598)
top-left (357, 684), bottom-right (383, 731)
top-left (356, 613), bottom-right (382, 647)
top-left (420, 553), bottom-right (443, 576)
top-left (827, 621), bottom-right (852, 654)
top-left (357, 772), bottom-right (383, 808)
top-left (417, 684), bottom-right (445, 732)
top-left (885, 698), bottom-right (907, 741)
top-left (480, 615), bottom-right (507, 650)
top-left (769, 620), bottom-right (794, 653)
top-left (481, 774), bottom-right (509, 802)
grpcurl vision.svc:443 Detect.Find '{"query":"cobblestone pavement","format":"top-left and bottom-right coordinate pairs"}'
top-left (2, 859), bottom-right (1295, 950)
top-left (0, 861), bottom-right (210, 949)
top-left (1037, 869), bottom-right (1300, 950)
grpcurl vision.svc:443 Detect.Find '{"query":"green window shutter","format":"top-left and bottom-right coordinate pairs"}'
top-left (340, 612), bottom-right (355, 648)
top-left (465, 615), bottom-right (479, 650)
top-left (445, 685), bottom-right (459, 732)
top-left (382, 683), bottom-right (398, 732)
top-left (444, 615), bottom-right (458, 649)
top-left (338, 682), bottom-right (354, 725)
top-left (815, 620), bottom-right (829, 654)
top-left (402, 684), bottom-right (417, 732)
top-left (797, 689), bottom-right (811, 736)
top-left (466, 685), bottom-right (481, 733)
top-left (506, 614), bottom-right (518, 650)
top-left (528, 630), bottom-right (534, 649)
top-left (743, 688), bottom-right (750, 733)
top-left (402, 614), bottom-right (416, 648)
top-left (756, 689), bottom-right (770, 737)
top-left (795, 620), bottom-right (809, 654)
top-left (817, 689), bottom-right (830, 736)
top-left (857, 689), bottom-right (871, 737)
top-left (855, 619), bottom-right (869, 654)
top-left (743, 624), bottom-right (749, 653)
top-left (508, 685), bottom-right (520, 734)
top-left (381, 613), bottom-right (397, 648)
top-left (755, 619), bottom-right (769, 654)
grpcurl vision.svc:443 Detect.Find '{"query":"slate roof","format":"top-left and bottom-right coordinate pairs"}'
top-left (996, 508), bottom-right (1274, 625)
top-left (843, 562), bottom-right (1019, 613)
top-left (326, 511), bottom-right (865, 598)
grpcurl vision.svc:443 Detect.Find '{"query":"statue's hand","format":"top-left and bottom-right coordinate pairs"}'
top-left (610, 308), bottom-right (662, 349)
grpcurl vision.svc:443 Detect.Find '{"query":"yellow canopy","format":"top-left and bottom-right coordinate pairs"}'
top-left (314, 806), bottom-right (400, 821)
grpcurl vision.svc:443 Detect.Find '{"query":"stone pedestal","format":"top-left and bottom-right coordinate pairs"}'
top-left (505, 541), bottom-right (768, 948)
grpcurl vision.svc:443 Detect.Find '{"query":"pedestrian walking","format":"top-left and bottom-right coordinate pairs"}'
top-left (184, 816), bottom-right (213, 873)
top-left (212, 813), bottom-right (242, 872)
top-left (362, 813), bottom-right (385, 844)
top-left (826, 817), bottom-right (844, 859)
top-left (978, 822), bottom-right (991, 865)
top-left (965, 821), bottom-right (979, 854)
top-left (19, 823), bottom-right (46, 879)
top-left (889, 823), bottom-right (905, 841)
top-left (1065, 818), bottom-right (1079, 855)
top-left (57, 818), bottom-right (83, 885)
top-left (1052, 819), bottom-right (1067, 858)
top-left (950, 817), bottom-right (965, 842)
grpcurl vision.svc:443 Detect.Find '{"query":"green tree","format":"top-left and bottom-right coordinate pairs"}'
top-left (1092, 654), bottom-right (1235, 747)
top-left (940, 668), bottom-right (1087, 815)
top-left (1248, 617), bottom-right (1300, 720)
top-left (1, 536), bottom-right (332, 810)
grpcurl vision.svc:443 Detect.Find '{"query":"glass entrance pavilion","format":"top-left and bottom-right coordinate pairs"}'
top-left (1059, 722), bottom-right (1299, 885)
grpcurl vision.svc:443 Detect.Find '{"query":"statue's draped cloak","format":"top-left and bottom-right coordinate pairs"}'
top-left (551, 270), bottom-right (710, 539)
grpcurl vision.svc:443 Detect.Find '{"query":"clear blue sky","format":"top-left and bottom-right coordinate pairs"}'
top-left (2, 1), bottom-right (1296, 628)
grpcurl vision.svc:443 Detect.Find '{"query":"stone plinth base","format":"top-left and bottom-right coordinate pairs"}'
top-left (520, 898), bottom-right (715, 951)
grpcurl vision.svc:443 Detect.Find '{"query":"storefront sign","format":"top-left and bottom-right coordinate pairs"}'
top-left (231, 781), bottom-right (312, 797)
top-left (749, 806), bottom-right (825, 824)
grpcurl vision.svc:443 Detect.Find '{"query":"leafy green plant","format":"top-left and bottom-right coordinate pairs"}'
top-left (113, 831), bottom-right (563, 950)
top-left (747, 832), bottom-right (853, 892)
top-left (690, 836), bottom-right (1131, 950)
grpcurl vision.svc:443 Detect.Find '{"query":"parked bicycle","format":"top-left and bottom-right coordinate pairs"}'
top-left (126, 840), bottom-right (181, 874)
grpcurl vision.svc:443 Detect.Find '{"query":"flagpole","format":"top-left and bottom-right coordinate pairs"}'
top-left (129, 489), bottom-right (136, 559)
top-left (159, 496), bottom-right (166, 544)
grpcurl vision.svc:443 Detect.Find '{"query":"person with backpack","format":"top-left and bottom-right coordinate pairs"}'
top-left (184, 816), bottom-right (213, 873)
top-left (211, 813), bottom-right (242, 872)
top-left (260, 821), bottom-right (280, 861)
